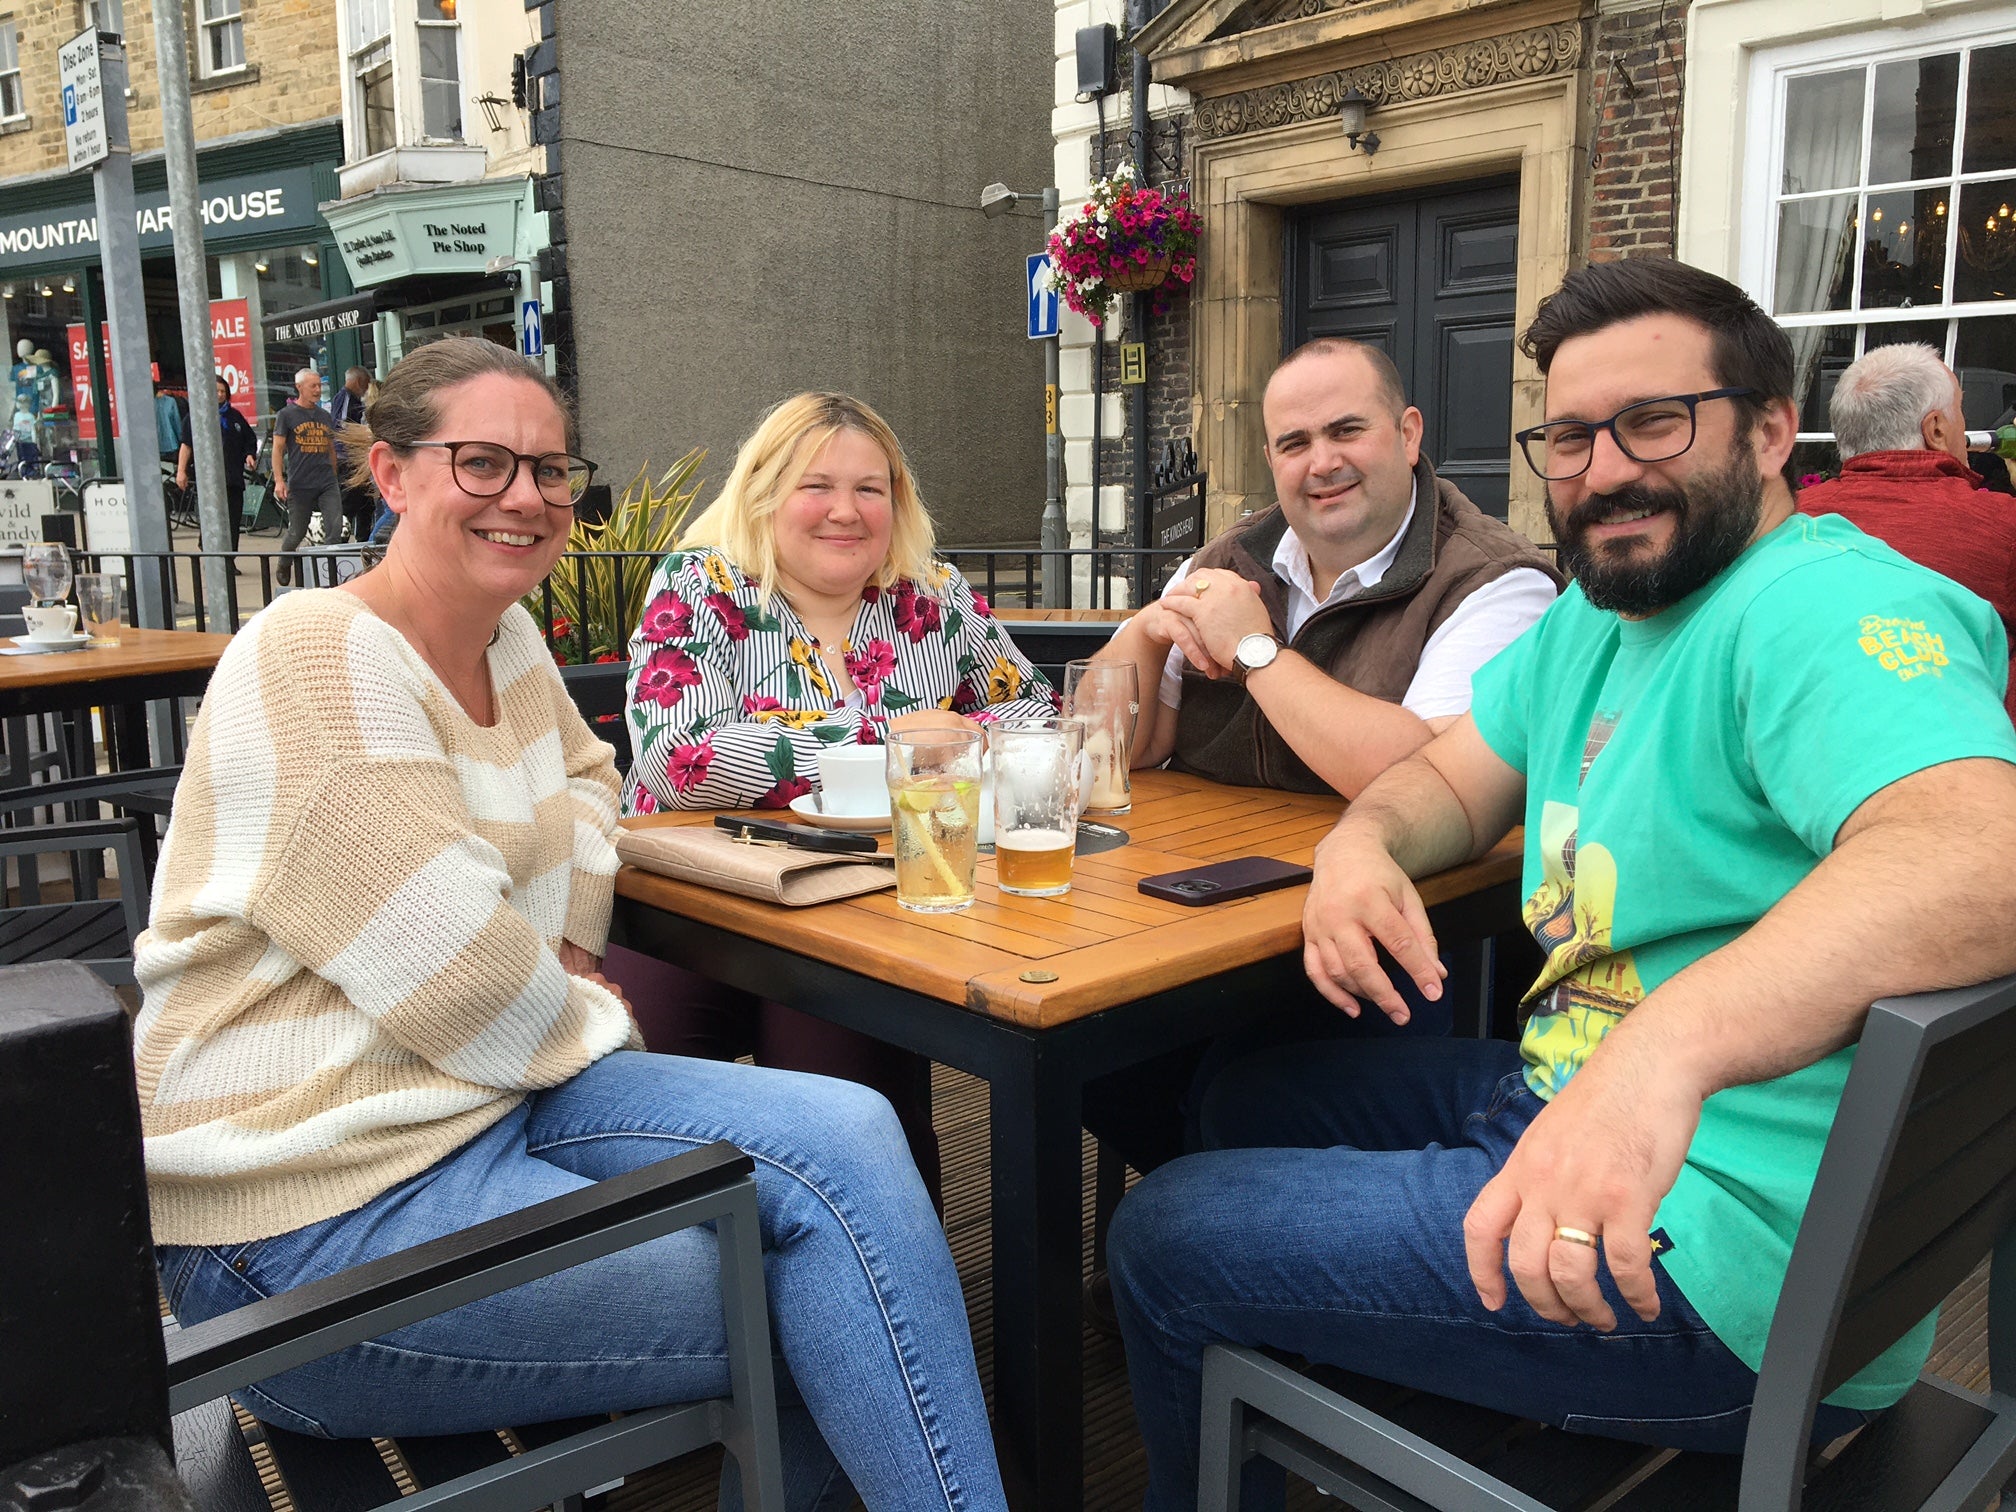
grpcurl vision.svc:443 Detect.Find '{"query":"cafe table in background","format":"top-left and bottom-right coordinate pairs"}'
top-left (611, 767), bottom-right (1527, 1512)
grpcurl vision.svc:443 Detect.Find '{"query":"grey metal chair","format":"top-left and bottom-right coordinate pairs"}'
top-left (1198, 972), bottom-right (2016, 1512)
top-left (0, 816), bottom-right (150, 984)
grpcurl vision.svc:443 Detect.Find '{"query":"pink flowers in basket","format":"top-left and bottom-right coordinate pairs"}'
top-left (1041, 164), bottom-right (1200, 328)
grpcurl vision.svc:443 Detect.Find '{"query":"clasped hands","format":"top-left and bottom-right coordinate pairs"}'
top-left (1142, 568), bottom-right (1274, 679)
top-left (1304, 825), bottom-right (1704, 1332)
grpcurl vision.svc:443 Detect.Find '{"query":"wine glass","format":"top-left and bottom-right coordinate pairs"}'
top-left (22, 542), bottom-right (72, 607)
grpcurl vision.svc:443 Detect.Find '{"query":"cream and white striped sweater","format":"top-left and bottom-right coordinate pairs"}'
top-left (135, 589), bottom-right (640, 1246)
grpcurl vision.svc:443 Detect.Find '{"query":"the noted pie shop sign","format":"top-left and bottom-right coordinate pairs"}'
top-left (0, 167), bottom-right (321, 274)
top-left (327, 184), bottom-right (521, 286)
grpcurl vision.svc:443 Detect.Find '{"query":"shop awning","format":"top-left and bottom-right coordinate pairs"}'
top-left (261, 291), bottom-right (377, 343)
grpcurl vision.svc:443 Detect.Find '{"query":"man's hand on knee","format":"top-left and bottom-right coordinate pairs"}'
top-left (1461, 1043), bottom-right (1702, 1330)
top-left (1302, 829), bottom-right (1446, 1022)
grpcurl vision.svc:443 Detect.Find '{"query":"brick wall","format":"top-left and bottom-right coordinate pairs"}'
top-left (0, 0), bottom-right (339, 180)
top-left (522, 0), bottom-right (570, 388)
top-left (1587, 1), bottom-right (1685, 260)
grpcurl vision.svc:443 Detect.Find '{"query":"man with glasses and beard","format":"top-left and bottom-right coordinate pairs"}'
top-left (1103, 258), bottom-right (2016, 1512)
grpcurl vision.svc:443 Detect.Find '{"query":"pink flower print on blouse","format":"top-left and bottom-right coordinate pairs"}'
top-left (971, 591), bottom-right (993, 618)
top-left (631, 784), bottom-right (659, 816)
top-left (668, 738), bottom-right (715, 793)
top-left (706, 592), bottom-right (751, 642)
top-left (891, 581), bottom-right (942, 643)
top-left (844, 637), bottom-right (897, 696)
top-left (755, 775), bottom-right (813, 810)
top-left (741, 693), bottom-right (784, 715)
top-left (635, 645), bottom-right (703, 708)
top-left (640, 588), bottom-right (693, 641)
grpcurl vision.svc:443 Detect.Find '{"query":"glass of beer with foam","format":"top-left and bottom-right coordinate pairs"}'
top-left (990, 717), bottom-right (1086, 897)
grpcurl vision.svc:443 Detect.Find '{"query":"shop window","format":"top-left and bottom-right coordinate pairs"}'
top-left (1760, 27), bottom-right (2016, 462)
top-left (80, 0), bottom-right (123, 33)
top-left (198, 0), bottom-right (245, 77)
top-left (0, 23), bottom-right (25, 123)
top-left (417, 1), bottom-right (462, 141)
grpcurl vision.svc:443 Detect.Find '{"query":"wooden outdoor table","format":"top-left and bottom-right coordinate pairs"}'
top-left (0, 628), bottom-right (234, 770)
top-left (611, 768), bottom-right (1524, 1512)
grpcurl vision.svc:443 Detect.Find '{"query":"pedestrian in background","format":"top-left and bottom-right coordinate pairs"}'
top-left (331, 366), bottom-right (374, 544)
top-left (273, 368), bottom-right (341, 587)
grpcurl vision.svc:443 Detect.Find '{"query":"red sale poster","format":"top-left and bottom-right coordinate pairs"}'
top-left (210, 298), bottom-right (256, 424)
top-left (65, 323), bottom-right (116, 442)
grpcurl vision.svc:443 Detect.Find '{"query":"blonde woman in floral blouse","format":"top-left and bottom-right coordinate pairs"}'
top-left (609, 393), bottom-right (1058, 1200)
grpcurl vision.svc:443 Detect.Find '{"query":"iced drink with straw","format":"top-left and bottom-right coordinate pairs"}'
top-left (887, 729), bottom-right (984, 913)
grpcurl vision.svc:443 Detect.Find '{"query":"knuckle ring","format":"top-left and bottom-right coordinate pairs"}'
top-left (1553, 1226), bottom-right (1600, 1249)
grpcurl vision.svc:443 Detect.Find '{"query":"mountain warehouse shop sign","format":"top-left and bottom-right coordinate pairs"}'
top-left (0, 166), bottom-right (321, 273)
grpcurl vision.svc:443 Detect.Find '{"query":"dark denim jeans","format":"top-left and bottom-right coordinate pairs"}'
top-left (1108, 1037), bottom-right (1867, 1512)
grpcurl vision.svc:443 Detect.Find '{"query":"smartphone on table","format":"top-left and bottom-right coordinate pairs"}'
top-left (1137, 856), bottom-right (1314, 906)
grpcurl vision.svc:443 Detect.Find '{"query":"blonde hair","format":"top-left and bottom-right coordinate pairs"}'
top-left (678, 392), bottom-right (942, 608)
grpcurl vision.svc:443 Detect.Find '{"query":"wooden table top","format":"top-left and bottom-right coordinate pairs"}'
top-left (994, 608), bottom-right (1133, 623)
top-left (0, 627), bottom-right (235, 693)
top-left (616, 767), bottom-right (1522, 1031)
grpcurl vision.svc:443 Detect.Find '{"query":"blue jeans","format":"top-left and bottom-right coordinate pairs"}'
top-left (1108, 1037), bottom-right (1867, 1512)
top-left (160, 1052), bottom-right (1007, 1512)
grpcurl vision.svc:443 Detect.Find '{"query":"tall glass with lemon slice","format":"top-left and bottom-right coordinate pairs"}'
top-left (886, 729), bottom-right (984, 913)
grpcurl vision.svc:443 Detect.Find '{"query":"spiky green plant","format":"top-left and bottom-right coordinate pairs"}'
top-left (532, 449), bottom-right (707, 663)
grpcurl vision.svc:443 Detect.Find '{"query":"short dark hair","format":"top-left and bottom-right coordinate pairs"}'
top-left (1272, 337), bottom-right (1409, 418)
top-left (1520, 258), bottom-right (1794, 412)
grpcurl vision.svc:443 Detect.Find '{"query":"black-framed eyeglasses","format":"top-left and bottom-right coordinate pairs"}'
top-left (409, 441), bottom-right (598, 505)
top-left (1514, 388), bottom-right (1758, 481)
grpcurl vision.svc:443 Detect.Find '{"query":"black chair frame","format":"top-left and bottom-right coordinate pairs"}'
top-left (1200, 973), bottom-right (2016, 1512)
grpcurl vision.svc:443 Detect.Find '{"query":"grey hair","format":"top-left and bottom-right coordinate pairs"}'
top-left (293, 367), bottom-right (318, 388)
top-left (1829, 344), bottom-right (1956, 460)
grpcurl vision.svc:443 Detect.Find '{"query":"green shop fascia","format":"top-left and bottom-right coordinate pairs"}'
top-left (319, 175), bottom-right (551, 373)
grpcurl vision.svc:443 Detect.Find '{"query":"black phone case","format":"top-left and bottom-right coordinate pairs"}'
top-left (712, 815), bottom-right (880, 854)
top-left (1137, 856), bottom-right (1315, 905)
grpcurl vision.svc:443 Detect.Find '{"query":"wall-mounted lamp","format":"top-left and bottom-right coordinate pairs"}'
top-left (302, 249), bottom-right (319, 266)
top-left (61, 276), bottom-right (76, 293)
top-left (1338, 86), bottom-right (1379, 157)
top-left (979, 183), bottom-right (1024, 219)
top-left (37, 284), bottom-right (53, 298)
top-left (0, 285), bottom-right (13, 300)
top-left (254, 257), bottom-right (270, 274)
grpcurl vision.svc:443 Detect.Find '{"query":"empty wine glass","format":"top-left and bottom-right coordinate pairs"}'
top-left (22, 542), bottom-right (72, 607)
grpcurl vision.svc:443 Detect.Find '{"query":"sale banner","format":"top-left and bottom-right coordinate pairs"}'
top-left (66, 323), bottom-right (116, 442)
top-left (209, 298), bottom-right (256, 424)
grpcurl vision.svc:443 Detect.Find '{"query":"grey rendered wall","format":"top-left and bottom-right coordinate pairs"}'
top-left (559, 0), bottom-right (1054, 545)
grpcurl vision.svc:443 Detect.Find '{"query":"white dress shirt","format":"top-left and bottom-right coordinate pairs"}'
top-left (1151, 487), bottom-right (1557, 719)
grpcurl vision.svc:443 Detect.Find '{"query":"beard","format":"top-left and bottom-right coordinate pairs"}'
top-left (1548, 443), bottom-right (1766, 616)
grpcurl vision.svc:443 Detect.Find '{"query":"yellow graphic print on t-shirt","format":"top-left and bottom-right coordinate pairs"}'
top-left (1857, 614), bottom-right (1949, 684)
top-left (292, 421), bottom-right (332, 457)
top-left (1518, 798), bottom-right (1645, 1098)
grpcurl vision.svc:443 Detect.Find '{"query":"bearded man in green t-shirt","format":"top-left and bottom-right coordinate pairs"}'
top-left (1106, 257), bottom-right (2016, 1512)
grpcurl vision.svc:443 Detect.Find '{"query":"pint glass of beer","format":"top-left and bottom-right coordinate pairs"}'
top-left (990, 717), bottom-right (1085, 897)
top-left (1063, 659), bottom-right (1137, 815)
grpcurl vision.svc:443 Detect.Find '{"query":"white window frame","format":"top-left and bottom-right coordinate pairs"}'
top-left (415, 5), bottom-right (463, 143)
top-left (0, 21), bottom-right (24, 123)
top-left (80, 0), bottom-right (124, 33)
top-left (197, 0), bottom-right (246, 78)
top-left (347, 0), bottom-right (395, 157)
top-left (1740, 13), bottom-right (2016, 443)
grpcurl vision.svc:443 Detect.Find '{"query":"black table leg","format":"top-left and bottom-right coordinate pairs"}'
top-left (107, 700), bottom-right (150, 772)
top-left (987, 1039), bottom-right (1088, 1512)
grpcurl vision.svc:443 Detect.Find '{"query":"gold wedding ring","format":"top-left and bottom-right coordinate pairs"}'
top-left (1553, 1226), bottom-right (1600, 1249)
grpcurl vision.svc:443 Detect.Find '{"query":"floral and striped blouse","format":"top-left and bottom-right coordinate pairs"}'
top-left (622, 548), bottom-right (1060, 814)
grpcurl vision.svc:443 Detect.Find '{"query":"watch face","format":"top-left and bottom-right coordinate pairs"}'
top-left (1236, 633), bottom-right (1279, 671)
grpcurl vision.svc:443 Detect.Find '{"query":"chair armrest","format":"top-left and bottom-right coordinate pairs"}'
top-left (1868, 972), bottom-right (2016, 1044)
top-left (0, 817), bottom-right (146, 854)
top-left (0, 769), bottom-right (182, 820)
top-left (166, 1140), bottom-right (754, 1414)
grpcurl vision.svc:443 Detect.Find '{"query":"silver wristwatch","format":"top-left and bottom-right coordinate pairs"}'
top-left (1233, 632), bottom-right (1281, 683)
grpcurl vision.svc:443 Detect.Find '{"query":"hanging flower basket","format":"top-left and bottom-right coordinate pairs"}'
top-left (1040, 164), bottom-right (1199, 328)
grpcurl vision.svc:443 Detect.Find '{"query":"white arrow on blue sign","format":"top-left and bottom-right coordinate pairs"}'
top-left (520, 300), bottom-right (544, 358)
top-left (1027, 253), bottom-right (1060, 341)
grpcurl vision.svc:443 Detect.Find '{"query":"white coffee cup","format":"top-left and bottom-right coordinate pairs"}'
top-left (817, 744), bottom-right (890, 816)
top-left (23, 604), bottom-right (79, 642)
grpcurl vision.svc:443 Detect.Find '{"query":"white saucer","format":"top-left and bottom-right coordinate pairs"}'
top-left (789, 792), bottom-right (892, 833)
top-left (11, 633), bottom-right (90, 649)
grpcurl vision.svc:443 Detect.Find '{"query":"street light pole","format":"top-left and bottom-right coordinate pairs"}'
top-left (1038, 186), bottom-right (1066, 609)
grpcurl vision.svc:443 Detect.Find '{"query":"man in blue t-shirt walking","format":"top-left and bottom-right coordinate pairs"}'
top-left (1106, 258), bottom-right (2016, 1512)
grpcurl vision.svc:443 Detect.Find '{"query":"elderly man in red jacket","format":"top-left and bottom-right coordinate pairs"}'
top-left (1799, 343), bottom-right (2016, 720)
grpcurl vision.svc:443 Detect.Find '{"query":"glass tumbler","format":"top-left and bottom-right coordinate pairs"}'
top-left (1062, 659), bottom-right (1138, 816)
top-left (76, 574), bottom-right (124, 647)
top-left (990, 718), bottom-right (1085, 897)
top-left (886, 729), bottom-right (984, 913)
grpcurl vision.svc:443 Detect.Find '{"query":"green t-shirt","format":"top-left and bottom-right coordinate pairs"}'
top-left (1469, 512), bottom-right (2016, 1409)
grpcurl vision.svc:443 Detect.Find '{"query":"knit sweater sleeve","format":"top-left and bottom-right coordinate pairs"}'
top-left (552, 666), bottom-right (622, 955)
top-left (232, 604), bottom-right (633, 1092)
